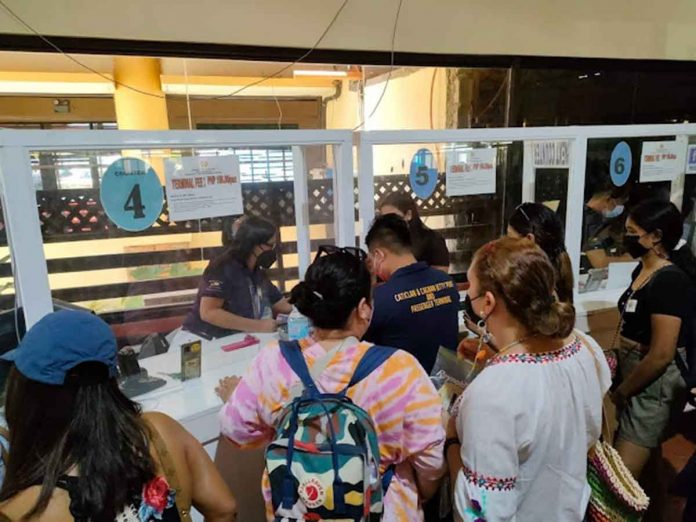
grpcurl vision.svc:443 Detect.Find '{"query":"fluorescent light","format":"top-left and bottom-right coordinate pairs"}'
top-left (0, 80), bottom-right (114, 95)
top-left (293, 70), bottom-right (348, 78)
top-left (162, 83), bottom-right (336, 97)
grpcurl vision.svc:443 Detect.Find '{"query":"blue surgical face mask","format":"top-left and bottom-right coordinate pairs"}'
top-left (602, 204), bottom-right (624, 219)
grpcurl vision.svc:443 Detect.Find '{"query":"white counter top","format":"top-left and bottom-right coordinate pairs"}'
top-left (136, 333), bottom-right (275, 442)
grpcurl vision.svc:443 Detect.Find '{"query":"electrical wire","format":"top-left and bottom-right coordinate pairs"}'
top-left (211, 0), bottom-right (349, 100)
top-left (353, 0), bottom-right (404, 131)
top-left (0, 0), bottom-right (166, 99)
top-left (474, 74), bottom-right (508, 123)
top-left (0, 0), bottom-right (349, 102)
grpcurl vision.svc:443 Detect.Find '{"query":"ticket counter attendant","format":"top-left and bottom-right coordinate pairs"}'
top-left (379, 192), bottom-right (450, 272)
top-left (182, 216), bottom-right (292, 338)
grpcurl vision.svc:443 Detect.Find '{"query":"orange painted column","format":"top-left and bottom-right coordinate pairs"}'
top-left (113, 57), bottom-right (169, 130)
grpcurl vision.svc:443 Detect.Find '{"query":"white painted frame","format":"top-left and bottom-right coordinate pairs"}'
top-left (358, 123), bottom-right (696, 298)
top-left (0, 129), bottom-right (355, 328)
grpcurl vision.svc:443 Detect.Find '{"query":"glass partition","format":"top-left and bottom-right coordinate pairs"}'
top-left (577, 136), bottom-right (677, 293)
top-left (367, 140), bottom-right (522, 275)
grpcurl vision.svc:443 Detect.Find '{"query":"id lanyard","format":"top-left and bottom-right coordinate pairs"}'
top-left (249, 277), bottom-right (270, 319)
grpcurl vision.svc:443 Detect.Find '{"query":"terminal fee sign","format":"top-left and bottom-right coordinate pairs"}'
top-left (165, 156), bottom-right (244, 221)
top-left (100, 157), bottom-right (164, 232)
top-left (446, 148), bottom-right (497, 197)
top-left (640, 141), bottom-right (681, 182)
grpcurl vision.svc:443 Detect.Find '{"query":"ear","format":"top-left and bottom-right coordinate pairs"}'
top-left (357, 297), bottom-right (372, 320)
top-left (481, 290), bottom-right (497, 319)
top-left (526, 233), bottom-right (535, 242)
top-left (651, 228), bottom-right (664, 243)
top-left (405, 210), bottom-right (413, 221)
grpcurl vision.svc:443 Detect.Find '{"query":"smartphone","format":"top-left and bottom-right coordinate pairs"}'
top-left (181, 340), bottom-right (202, 381)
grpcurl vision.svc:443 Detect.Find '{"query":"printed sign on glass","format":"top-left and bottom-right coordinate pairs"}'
top-left (446, 148), bottom-right (497, 197)
top-left (100, 157), bottom-right (163, 232)
top-left (640, 141), bottom-right (681, 182)
top-left (165, 156), bottom-right (244, 221)
top-left (409, 148), bottom-right (438, 199)
top-left (610, 141), bottom-right (632, 187)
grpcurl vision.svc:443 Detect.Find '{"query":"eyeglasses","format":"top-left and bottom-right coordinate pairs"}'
top-left (515, 203), bottom-right (531, 223)
top-left (314, 245), bottom-right (367, 262)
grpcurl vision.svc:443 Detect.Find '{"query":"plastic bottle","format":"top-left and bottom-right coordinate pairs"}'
top-left (287, 306), bottom-right (310, 340)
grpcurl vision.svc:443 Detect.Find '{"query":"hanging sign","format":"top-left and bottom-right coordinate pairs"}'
top-left (165, 156), bottom-right (244, 221)
top-left (446, 148), bottom-right (497, 197)
top-left (532, 140), bottom-right (570, 168)
top-left (409, 148), bottom-right (438, 199)
top-left (610, 141), bottom-right (632, 187)
top-left (100, 157), bottom-right (163, 232)
top-left (640, 141), bottom-right (681, 182)
top-left (686, 144), bottom-right (696, 174)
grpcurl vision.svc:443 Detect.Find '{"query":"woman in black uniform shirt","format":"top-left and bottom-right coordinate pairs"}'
top-left (183, 216), bottom-right (292, 338)
top-left (379, 192), bottom-right (450, 272)
top-left (612, 199), bottom-right (696, 478)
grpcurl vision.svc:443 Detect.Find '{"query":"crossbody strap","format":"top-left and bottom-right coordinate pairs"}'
top-left (144, 420), bottom-right (192, 522)
top-left (575, 330), bottom-right (613, 442)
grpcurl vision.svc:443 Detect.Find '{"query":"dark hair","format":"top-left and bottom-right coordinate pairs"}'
top-left (210, 215), bottom-right (276, 270)
top-left (629, 199), bottom-right (696, 283)
top-left (0, 363), bottom-right (155, 520)
top-left (365, 213), bottom-right (412, 255)
top-left (289, 252), bottom-right (371, 330)
top-left (379, 192), bottom-right (434, 259)
top-left (509, 202), bottom-right (574, 304)
top-left (473, 237), bottom-right (576, 338)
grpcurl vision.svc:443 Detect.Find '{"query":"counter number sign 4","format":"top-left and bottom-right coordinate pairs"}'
top-left (610, 141), bottom-right (632, 187)
top-left (409, 148), bottom-right (438, 200)
top-left (100, 157), bottom-right (164, 232)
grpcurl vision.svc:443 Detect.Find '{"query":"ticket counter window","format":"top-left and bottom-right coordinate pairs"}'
top-left (367, 141), bottom-right (523, 278)
top-left (579, 137), bottom-right (673, 293)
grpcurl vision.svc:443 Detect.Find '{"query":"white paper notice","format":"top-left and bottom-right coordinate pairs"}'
top-left (446, 148), bottom-right (497, 196)
top-left (165, 156), bottom-right (244, 221)
top-left (640, 141), bottom-right (681, 182)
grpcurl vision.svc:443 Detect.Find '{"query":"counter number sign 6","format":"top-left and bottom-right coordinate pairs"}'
top-left (610, 141), bottom-right (632, 187)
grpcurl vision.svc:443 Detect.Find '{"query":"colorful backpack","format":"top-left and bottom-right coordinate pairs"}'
top-left (266, 341), bottom-right (395, 521)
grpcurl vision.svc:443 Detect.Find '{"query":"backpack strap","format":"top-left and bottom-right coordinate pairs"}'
top-left (279, 340), bottom-right (320, 398)
top-left (343, 344), bottom-right (396, 393)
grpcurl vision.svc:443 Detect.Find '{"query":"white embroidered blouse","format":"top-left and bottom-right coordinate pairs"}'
top-left (453, 333), bottom-right (611, 522)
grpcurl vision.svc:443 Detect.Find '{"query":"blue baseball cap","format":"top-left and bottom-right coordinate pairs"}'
top-left (1, 310), bottom-right (117, 385)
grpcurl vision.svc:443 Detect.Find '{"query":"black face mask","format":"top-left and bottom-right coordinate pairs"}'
top-left (463, 293), bottom-right (484, 324)
top-left (256, 249), bottom-right (277, 270)
top-left (623, 234), bottom-right (650, 259)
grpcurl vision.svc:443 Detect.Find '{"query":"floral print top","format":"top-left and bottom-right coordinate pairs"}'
top-left (55, 474), bottom-right (180, 522)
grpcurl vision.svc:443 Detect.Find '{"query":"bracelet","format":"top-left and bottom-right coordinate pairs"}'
top-left (444, 437), bottom-right (461, 454)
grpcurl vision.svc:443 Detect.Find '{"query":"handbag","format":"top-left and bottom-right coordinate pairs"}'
top-left (578, 331), bottom-right (650, 521)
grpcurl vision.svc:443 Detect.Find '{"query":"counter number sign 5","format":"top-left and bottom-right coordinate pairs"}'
top-left (409, 148), bottom-right (438, 200)
top-left (100, 157), bottom-right (164, 232)
top-left (610, 141), bottom-right (632, 187)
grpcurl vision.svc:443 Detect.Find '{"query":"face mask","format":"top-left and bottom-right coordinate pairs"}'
top-left (602, 205), bottom-right (624, 219)
top-left (623, 234), bottom-right (650, 259)
top-left (256, 249), bottom-right (277, 270)
top-left (463, 293), bottom-right (484, 325)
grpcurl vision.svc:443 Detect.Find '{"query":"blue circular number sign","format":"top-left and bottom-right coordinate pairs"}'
top-left (610, 141), bottom-right (632, 187)
top-left (100, 157), bottom-right (163, 232)
top-left (409, 148), bottom-right (438, 199)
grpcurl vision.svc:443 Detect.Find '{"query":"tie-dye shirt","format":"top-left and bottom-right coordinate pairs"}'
top-left (220, 338), bottom-right (446, 521)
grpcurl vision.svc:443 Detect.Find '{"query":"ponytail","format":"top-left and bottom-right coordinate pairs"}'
top-left (554, 251), bottom-right (575, 304)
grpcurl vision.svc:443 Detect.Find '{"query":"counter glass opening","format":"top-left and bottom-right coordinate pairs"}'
top-left (368, 141), bottom-right (523, 276)
top-left (578, 136), bottom-right (676, 294)
top-left (26, 143), bottom-right (345, 377)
